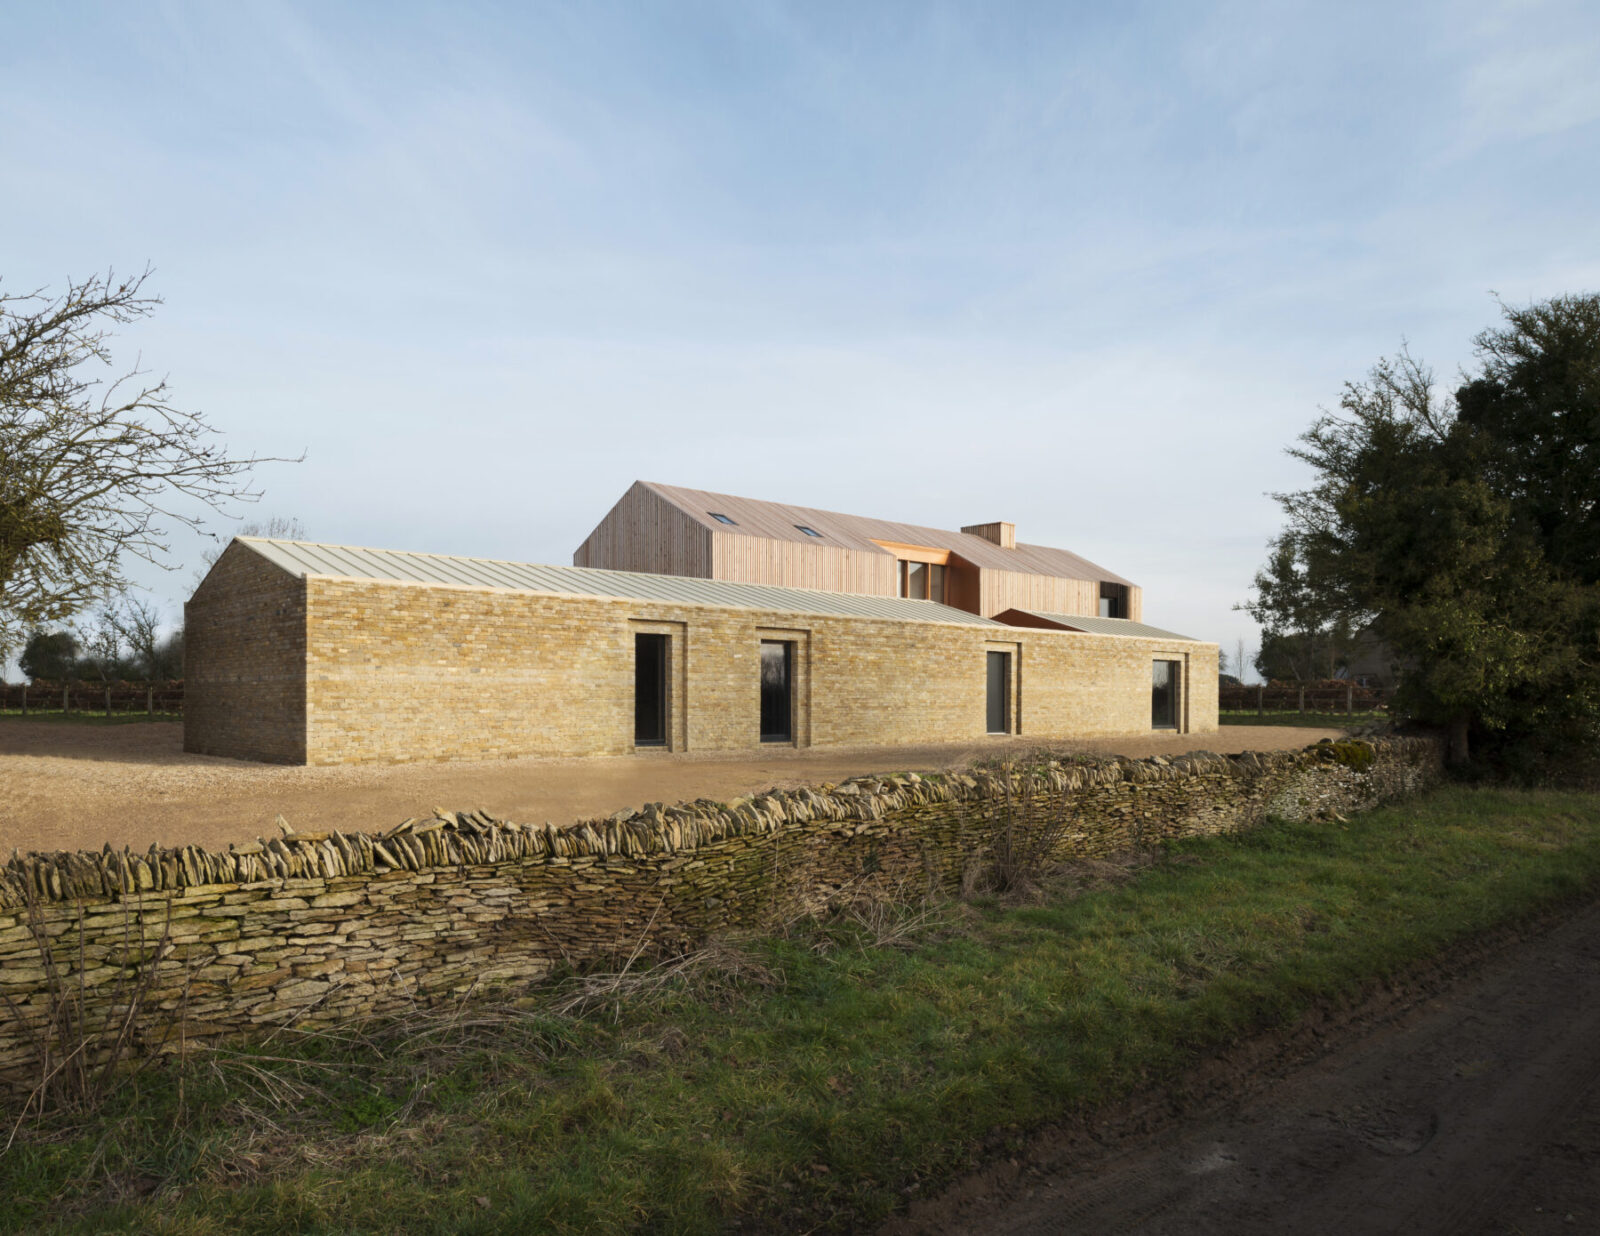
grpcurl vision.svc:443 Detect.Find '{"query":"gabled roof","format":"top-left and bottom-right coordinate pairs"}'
top-left (1010, 611), bottom-right (1199, 642)
top-left (234, 538), bottom-right (1009, 627)
top-left (640, 481), bottom-right (1133, 586)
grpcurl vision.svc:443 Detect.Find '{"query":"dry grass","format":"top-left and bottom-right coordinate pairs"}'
top-left (2, 888), bottom-right (180, 1148)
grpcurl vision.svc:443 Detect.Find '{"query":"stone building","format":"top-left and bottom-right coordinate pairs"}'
top-left (185, 523), bottom-right (1217, 766)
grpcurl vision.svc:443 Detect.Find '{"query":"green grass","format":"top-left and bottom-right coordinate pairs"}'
top-left (5, 786), bottom-right (1599, 1234)
top-left (1220, 709), bottom-right (1387, 727)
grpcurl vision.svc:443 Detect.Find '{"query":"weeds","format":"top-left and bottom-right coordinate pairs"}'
top-left (1, 887), bottom-right (177, 1144)
top-left (544, 936), bottom-right (783, 1020)
top-left (971, 763), bottom-right (1071, 895)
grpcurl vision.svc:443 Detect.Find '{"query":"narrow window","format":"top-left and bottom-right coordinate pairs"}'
top-left (634, 634), bottom-right (668, 746)
top-left (986, 651), bottom-right (1011, 734)
top-left (795, 525), bottom-right (823, 538)
top-left (709, 512), bottom-right (737, 525)
top-left (1099, 583), bottom-right (1127, 619)
top-left (929, 563), bottom-right (946, 604)
top-left (906, 561), bottom-right (928, 600)
top-left (760, 641), bottom-right (793, 742)
top-left (1152, 660), bottom-right (1180, 729)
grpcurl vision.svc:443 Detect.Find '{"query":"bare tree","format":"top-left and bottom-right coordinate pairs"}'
top-left (0, 269), bottom-right (294, 653)
top-left (75, 605), bottom-right (128, 684)
top-left (108, 596), bottom-right (168, 680)
top-left (1235, 637), bottom-right (1251, 686)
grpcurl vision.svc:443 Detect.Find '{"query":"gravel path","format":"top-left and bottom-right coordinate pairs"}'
top-left (0, 721), bottom-right (1343, 855)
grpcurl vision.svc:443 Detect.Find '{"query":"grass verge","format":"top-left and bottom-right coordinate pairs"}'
top-left (4, 785), bottom-right (1599, 1234)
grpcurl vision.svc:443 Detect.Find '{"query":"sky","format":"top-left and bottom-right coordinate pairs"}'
top-left (4, 0), bottom-right (1599, 680)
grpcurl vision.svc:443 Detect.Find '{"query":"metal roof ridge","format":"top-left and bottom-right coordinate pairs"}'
top-left (1021, 610), bottom-right (1202, 642)
top-left (236, 536), bottom-right (1009, 627)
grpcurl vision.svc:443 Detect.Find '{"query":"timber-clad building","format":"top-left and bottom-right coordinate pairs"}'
top-left (185, 482), bottom-right (1217, 765)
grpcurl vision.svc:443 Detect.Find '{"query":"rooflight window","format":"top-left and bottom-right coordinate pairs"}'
top-left (709, 512), bottom-right (738, 526)
top-left (795, 525), bottom-right (823, 538)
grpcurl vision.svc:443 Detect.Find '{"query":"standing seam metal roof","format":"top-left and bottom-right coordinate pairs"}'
top-left (1015, 611), bottom-right (1200, 641)
top-left (235, 538), bottom-right (1012, 627)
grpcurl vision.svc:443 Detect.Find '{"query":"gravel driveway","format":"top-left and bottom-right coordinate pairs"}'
top-left (0, 720), bottom-right (1344, 856)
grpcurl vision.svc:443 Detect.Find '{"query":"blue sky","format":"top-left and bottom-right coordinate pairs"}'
top-left (5, 1), bottom-right (1599, 676)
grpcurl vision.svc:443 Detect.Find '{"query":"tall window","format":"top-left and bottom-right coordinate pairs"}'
top-left (634, 634), bottom-right (668, 746)
top-left (1099, 583), bottom-right (1128, 619)
top-left (760, 641), bottom-right (793, 743)
top-left (1152, 660), bottom-right (1180, 729)
top-left (986, 651), bottom-right (1011, 734)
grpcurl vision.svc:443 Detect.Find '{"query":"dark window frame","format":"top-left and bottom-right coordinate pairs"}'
top-left (1152, 659), bottom-right (1181, 730)
top-left (795, 525), bottom-right (823, 538)
top-left (760, 640), bottom-right (794, 744)
top-left (986, 650), bottom-right (1012, 735)
top-left (709, 512), bottom-right (738, 525)
top-left (634, 633), bottom-right (669, 747)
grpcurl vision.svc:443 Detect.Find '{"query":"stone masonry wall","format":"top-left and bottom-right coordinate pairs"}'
top-left (0, 737), bottom-right (1440, 1094)
top-left (299, 573), bottom-right (1218, 765)
top-left (184, 544), bottom-right (307, 763)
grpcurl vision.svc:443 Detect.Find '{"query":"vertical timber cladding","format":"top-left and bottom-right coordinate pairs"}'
top-left (295, 574), bottom-right (1218, 765)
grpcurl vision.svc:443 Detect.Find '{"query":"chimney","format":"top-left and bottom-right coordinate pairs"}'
top-left (962, 521), bottom-right (1015, 550)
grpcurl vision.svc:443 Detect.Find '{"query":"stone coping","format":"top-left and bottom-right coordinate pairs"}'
top-left (1, 738), bottom-right (1419, 909)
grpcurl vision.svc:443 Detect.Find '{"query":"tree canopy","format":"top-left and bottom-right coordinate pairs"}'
top-left (1245, 295), bottom-right (1600, 769)
top-left (0, 270), bottom-right (284, 654)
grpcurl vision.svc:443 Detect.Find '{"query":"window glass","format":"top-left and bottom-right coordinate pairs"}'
top-left (906, 561), bottom-right (928, 600)
top-left (987, 651), bottom-right (1010, 734)
top-left (929, 564), bottom-right (945, 604)
top-left (634, 634), bottom-right (668, 746)
top-left (760, 641), bottom-right (793, 742)
top-left (1152, 660), bottom-right (1179, 728)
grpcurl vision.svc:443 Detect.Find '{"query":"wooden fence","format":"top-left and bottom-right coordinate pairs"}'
top-left (1219, 683), bottom-right (1392, 715)
top-left (0, 681), bottom-right (184, 717)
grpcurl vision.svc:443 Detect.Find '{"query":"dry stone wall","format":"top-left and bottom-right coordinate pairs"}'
top-left (0, 736), bottom-right (1441, 1094)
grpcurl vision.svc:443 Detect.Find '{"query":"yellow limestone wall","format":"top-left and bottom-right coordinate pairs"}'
top-left (184, 547), bottom-right (308, 764)
top-left (291, 575), bottom-right (1217, 766)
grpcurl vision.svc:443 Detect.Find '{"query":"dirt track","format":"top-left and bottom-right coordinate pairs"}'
top-left (889, 898), bottom-right (1600, 1236)
top-left (0, 722), bottom-right (1343, 856)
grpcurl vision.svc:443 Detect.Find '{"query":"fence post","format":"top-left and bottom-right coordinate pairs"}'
top-left (105, 686), bottom-right (112, 718)
top-left (1346, 683), bottom-right (1354, 714)
top-left (63, 684), bottom-right (69, 715)
top-left (1298, 685), bottom-right (1305, 715)
top-left (20, 684), bottom-right (26, 717)
top-left (147, 686), bottom-right (154, 718)
top-left (1257, 683), bottom-right (1264, 716)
